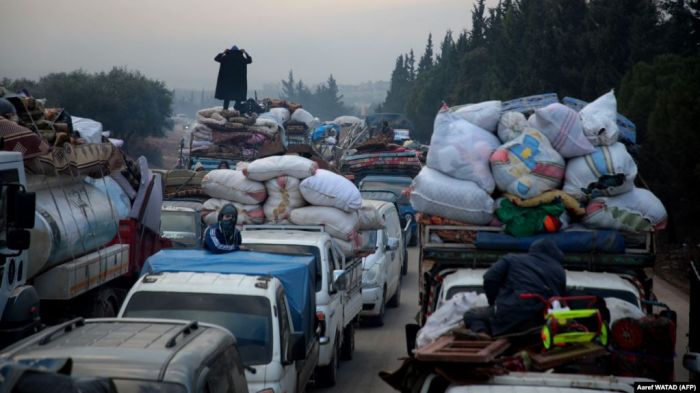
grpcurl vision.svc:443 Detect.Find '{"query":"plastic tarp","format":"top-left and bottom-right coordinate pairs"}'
top-left (71, 116), bottom-right (104, 144)
top-left (475, 229), bottom-right (625, 253)
top-left (141, 249), bottom-right (317, 348)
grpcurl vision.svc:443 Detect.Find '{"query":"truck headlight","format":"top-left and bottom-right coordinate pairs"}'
top-left (362, 263), bottom-right (381, 287)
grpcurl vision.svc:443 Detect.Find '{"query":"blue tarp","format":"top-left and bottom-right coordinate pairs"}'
top-left (142, 249), bottom-right (316, 348)
top-left (475, 230), bottom-right (626, 253)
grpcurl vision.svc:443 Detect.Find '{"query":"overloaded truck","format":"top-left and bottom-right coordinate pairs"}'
top-left (119, 249), bottom-right (321, 393)
top-left (0, 151), bottom-right (169, 347)
top-left (386, 92), bottom-right (678, 391)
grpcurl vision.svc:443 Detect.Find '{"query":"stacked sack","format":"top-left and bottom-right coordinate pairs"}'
top-left (201, 155), bottom-right (376, 256)
top-left (411, 90), bottom-right (667, 237)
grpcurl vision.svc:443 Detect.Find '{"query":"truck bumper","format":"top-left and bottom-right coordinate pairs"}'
top-left (0, 285), bottom-right (41, 349)
top-left (361, 286), bottom-right (382, 316)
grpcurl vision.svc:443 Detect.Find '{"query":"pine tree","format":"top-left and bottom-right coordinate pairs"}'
top-left (281, 70), bottom-right (296, 100)
top-left (417, 34), bottom-right (434, 75)
top-left (407, 50), bottom-right (416, 81)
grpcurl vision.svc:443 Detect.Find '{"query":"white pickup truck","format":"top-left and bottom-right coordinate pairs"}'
top-left (241, 225), bottom-right (363, 387)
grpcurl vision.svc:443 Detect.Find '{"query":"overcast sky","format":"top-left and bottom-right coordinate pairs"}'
top-left (0, 0), bottom-right (490, 91)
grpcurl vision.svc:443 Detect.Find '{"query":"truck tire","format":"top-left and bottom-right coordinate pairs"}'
top-left (315, 338), bottom-right (338, 387)
top-left (388, 276), bottom-right (401, 308)
top-left (340, 323), bottom-right (355, 360)
top-left (366, 287), bottom-right (386, 327)
top-left (87, 288), bottom-right (119, 318)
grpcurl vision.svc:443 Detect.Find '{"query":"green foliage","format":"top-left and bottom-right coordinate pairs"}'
top-left (280, 71), bottom-right (350, 120)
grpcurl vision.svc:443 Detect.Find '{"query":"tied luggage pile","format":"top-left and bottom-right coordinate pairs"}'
top-left (410, 91), bottom-right (667, 240)
top-left (199, 155), bottom-right (379, 256)
top-left (189, 99), bottom-right (320, 161)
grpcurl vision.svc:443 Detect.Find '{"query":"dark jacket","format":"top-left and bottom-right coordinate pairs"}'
top-left (483, 238), bottom-right (566, 336)
top-left (214, 50), bottom-right (252, 101)
top-left (203, 223), bottom-right (241, 253)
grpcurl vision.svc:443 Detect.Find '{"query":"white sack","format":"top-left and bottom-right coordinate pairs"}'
top-left (244, 155), bottom-right (318, 181)
top-left (333, 115), bottom-right (362, 126)
top-left (579, 90), bottom-right (620, 146)
top-left (290, 108), bottom-right (315, 127)
top-left (605, 297), bottom-right (645, 326)
top-left (529, 103), bottom-right (595, 158)
top-left (269, 107), bottom-right (291, 124)
top-left (410, 167), bottom-right (494, 224)
top-left (201, 169), bottom-right (267, 204)
top-left (563, 142), bottom-right (637, 200)
top-left (299, 169), bottom-right (362, 212)
top-left (497, 111), bottom-right (529, 144)
top-left (489, 129), bottom-right (566, 199)
top-left (202, 199), bottom-right (265, 225)
top-left (71, 116), bottom-right (104, 144)
top-left (449, 100), bottom-right (502, 132)
top-left (235, 161), bottom-right (249, 171)
top-left (583, 187), bottom-right (667, 232)
top-left (416, 292), bottom-right (489, 349)
top-left (290, 206), bottom-right (359, 240)
top-left (427, 110), bottom-right (501, 193)
top-left (263, 176), bottom-right (306, 223)
top-left (358, 200), bottom-right (386, 230)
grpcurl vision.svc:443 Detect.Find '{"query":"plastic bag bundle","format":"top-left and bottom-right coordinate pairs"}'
top-left (264, 176), bottom-right (306, 223)
top-left (579, 90), bottom-right (620, 146)
top-left (299, 169), bottom-right (362, 212)
top-left (290, 206), bottom-right (359, 240)
top-left (490, 129), bottom-right (566, 199)
top-left (201, 199), bottom-right (265, 225)
top-left (563, 142), bottom-right (637, 200)
top-left (449, 100), bottom-right (502, 132)
top-left (243, 155), bottom-right (318, 181)
top-left (497, 111), bottom-right (529, 144)
top-left (268, 107), bottom-right (290, 125)
top-left (410, 167), bottom-right (494, 224)
top-left (357, 200), bottom-right (386, 230)
top-left (528, 103), bottom-right (595, 158)
top-left (583, 187), bottom-right (667, 232)
top-left (201, 169), bottom-right (267, 204)
top-left (427, 110), bottom-right (501, 193)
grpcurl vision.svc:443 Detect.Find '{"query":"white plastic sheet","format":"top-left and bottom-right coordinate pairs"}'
top-left (416, 292), bottom-right (489, 349)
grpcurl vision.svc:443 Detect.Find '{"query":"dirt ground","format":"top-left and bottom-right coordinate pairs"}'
top-left (655, 245), bottom-right (692, 294)
top-left (145, 121), bottom-right (191, 170)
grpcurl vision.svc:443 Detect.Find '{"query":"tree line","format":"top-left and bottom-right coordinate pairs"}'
top-left (380, 0), bottom-right (700, 243)
top-left (280, 71), bottom-right (351, 120)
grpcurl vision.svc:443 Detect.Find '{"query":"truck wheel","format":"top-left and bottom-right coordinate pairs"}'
top-left (340, 323), bottom-right (355, 360)
top-left (315, 340), bottom-right (338, 387)
top-left (388, 276), bottom-right (401, 308)
top-left (88, 288), bottom-right (119, 318)
top-left (367, 287), bottom-right (386, 327)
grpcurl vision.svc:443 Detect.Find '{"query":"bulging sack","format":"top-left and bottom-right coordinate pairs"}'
top-left (449, 100), bottom-right (502, 132)
top-left (201, 198), bottom-right (265, 225)
top-left (497, 111), bottom-right (529, 144)
top-left (269, 107), bottom-right (291, 124)
top-left (490, 129), bottom-right (566, 199)
top-left (201, 169), bottom-right (267, 204)
top-left (410, 167), bottom-right (494, 225)
top-left (290, 206), bottom-right (359, 240)
top-left (583, 187), bottom-right (667, 232)
top-left (290, 108), bottom-right (314, 127)
top-left (357, 200), bottom-right (386, 230)
top-left (427, 110), bottom-right (501, 193)
top-left (263, 176), bottom-right (306, 223)
top-left (579, 90), bottom-right (620, 146)
top-left (529, 103), bottom-right (595, 158)
top-left (563, 142), bottom-right (637, 200)
top-left (244, 155), bottom-right (318, 181)
top-left (299, 169), bottom-right (362, 212)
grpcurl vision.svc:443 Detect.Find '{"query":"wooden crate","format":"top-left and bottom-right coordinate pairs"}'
top-left (415, 337), bottom-right (510, 363)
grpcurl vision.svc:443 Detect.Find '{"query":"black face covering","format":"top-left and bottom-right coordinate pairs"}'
top-left (220, 220), bottom-right (237, 244)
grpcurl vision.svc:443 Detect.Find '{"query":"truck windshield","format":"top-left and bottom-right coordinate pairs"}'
top-left (160, 211), bottom-right (196, 234)
top-left (122, 292), bottom-right (273, 366)
top-left (243, 244), bottom-right (323, 292)
top-left (360, 180), bottom-right (410, 204)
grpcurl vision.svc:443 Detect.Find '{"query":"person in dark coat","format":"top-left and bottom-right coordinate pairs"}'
top-left (463, 238), bottom-right (567, 337)
top-left (203, 203), bottom-right (242, 253)
top-left (214, 45), bottom-right (252, 110)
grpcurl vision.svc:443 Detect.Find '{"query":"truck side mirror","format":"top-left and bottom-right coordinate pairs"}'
top-left (7, 229), bottom-right (30, 250)
top-left (290, 332), bottom-right (306, 361)
top-left (5, 187), bottom-right (35, 229)
top-left (332, 270), bottom-right (347, 292)
top-left (386, 237), bottom-right (399, 251)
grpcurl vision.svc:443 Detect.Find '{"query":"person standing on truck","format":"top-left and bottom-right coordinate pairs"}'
top-left (463, 238), bottom-right (566, 337)
top-left (204, 203), bottom-right (242, 253)
top-left (214, 45), bottom-right (252, 110)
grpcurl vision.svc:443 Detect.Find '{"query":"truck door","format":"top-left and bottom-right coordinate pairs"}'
top-left (325, 242), bottom-right (342, 347)
top-left (276, 289), bottom-right (297, 392)
top-left (386, 208), bottom-right (402, 295)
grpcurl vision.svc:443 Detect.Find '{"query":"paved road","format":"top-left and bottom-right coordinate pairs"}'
top-left (311, 246), bottom-right (692, 392)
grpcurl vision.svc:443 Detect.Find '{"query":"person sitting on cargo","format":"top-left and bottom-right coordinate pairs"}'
top-left (203, 203), bottom-right (242, 253)
top-left (463, 238), bottom-right (566, 338)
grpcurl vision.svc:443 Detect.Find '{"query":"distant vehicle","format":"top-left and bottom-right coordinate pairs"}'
top-left (0, 318), bottom-right (249, 393)
top-left (364, 113), bottom-right (415, 143)
top-left (359, 175), bottom-right (417, 248)
top-left (360, 200), bottom-right (405, 326)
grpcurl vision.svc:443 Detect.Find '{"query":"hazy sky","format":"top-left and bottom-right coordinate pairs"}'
top-left (0, 0), bottom-right (489, 91)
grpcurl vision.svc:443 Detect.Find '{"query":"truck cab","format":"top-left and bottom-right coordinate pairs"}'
top-left (240, 226), bottom-right (362, 387)
top-left (119, 250), bottom-right (319, 393)
top-left (161, 199), bottom-right (205, 249)
top-left (359, 176), bottom-right (417, 248)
